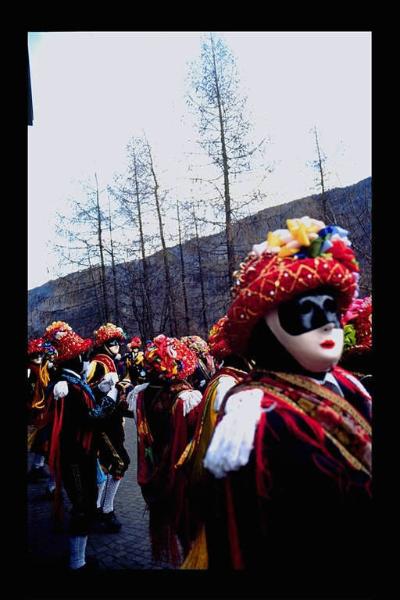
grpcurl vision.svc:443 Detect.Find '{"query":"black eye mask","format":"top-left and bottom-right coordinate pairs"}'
top-left (277, 289), bottom-right (341, 336)
top-left (106, 339), bottom-right (120, 349)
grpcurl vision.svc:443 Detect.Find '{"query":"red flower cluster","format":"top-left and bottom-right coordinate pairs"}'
top-left (127, 336), bottom-right (142, 350)
top-left (329, 240), bottom-right (359, 273)
top-left (343, 295), bottom-right (372, 354)
top-left (93, 323), bottom-right (126, 347)
top-left (144, 334), bottom-right (198, 381)
top-left (181, 335), bottom-right (210, 358)
top-left (208, 316), bottom-right (232, 360)
top-left (43, 321), bottom-right (72, 342)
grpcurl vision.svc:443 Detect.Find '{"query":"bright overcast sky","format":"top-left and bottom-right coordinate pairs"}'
top-left (28, 31), bottom-right (371, 290)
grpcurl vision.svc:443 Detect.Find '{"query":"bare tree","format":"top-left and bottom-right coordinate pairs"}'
top-left (191, 202), bottom-right (209, 335)
top-left (144, 138), bottom-right (178, 336)
top-left (176, 199), bottom-right (190, 333)
top-left (309, 126), bottom-right (332, 222)
top-left (109, 138), bottom-right (157, 339)
top-left (94, 173), bottom-right (110, 321)
top-left (187, 33), bottom-right (268, 283)
top-left (53, 176), bottom-right (112, 323)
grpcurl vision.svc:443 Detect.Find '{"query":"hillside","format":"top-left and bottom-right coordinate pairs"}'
top-left (28, 177), bottom-right (371, 339)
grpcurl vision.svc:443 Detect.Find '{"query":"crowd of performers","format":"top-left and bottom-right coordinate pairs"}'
top-left (27, 216), bottom-right (372, 573)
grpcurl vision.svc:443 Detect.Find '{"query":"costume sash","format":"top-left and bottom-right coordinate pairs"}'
top-left (229, 370), bottom-right (371, 476)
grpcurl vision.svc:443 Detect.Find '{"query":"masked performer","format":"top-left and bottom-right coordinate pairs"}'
top-left (201, 217), bottom-right (371, 590)
top-left (46, 325), bottom-right (119, 570)
top-left (87, 322), bottom-right (128, 532)
top-left (133, 334), bottom-right (201, 565)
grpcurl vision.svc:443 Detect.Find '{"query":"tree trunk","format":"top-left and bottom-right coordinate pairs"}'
top-left (193, 208), bottom-right (208, 335)
top-left (94, 173), bottom-right (109, 321)
top-left (146, 144), bottom-right (178, 336)
top-left (177, 200), bottom-right (190, 333)
top-left (313, 127), bottom-right (327, 220)
top-left (86, 250), bottom-right (104, 323)
top-left (132, 151), bottom-right (154, 338)
top-left (210, 34), bottom-right (236, 283)
top-left (108, 196), bottom-right (120, 324)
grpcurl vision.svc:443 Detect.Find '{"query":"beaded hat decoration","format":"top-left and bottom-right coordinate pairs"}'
top-left (27, 338), bottom-right (45, 356)
top-left (144, 334), bottom-right (198, 381)
top-left (180, 335), bottom-right (210, 358)
top-left (127, 336), bottom-right (142, 351)
top-left (207, 316), bottom-right (233, 360)
top-left (50, 330), bottom-right (93, 364)
top-left (342, 295), bottom-right (372, 355)
top-left (93, 323), bottom-right (126, 347)
top-left (221, 216), bottom-right (360, 354)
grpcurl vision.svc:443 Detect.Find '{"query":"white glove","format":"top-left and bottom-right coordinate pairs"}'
top-left (106, 385), bottom-right (119, 402)
top-left (97, 372), bottom-right (119, 393)
top-left (126, 383), bottom-right (150, 418)
top-left (53, 380), bottom-right (69, 400)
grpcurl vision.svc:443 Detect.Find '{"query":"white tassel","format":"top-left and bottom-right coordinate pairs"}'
top-left (213, 375), bottom-right (238, 412)
top-left (126, 382), bottom-right (150, 420)
top-left (53, 380), bottom-right (68, 400)
top-left (203, 389), bottom-right (264, 478)
top-left (179, 390), bottom-right (203, 416)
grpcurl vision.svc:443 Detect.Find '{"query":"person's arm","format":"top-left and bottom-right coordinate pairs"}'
top-left (87, 385), bottom-right (119, 419)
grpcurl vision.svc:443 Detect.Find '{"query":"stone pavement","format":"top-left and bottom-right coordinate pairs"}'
top-left (27, 417), bottom-right (174, 571)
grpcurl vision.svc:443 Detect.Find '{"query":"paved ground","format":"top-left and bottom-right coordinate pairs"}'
top-left (27, 417), bottom-right (174, 571)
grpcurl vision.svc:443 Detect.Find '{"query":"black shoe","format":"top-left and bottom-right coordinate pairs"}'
top-left (27, 466), bottom-right (48, 483)
top-left (101, 510), bottom-right (122, 533)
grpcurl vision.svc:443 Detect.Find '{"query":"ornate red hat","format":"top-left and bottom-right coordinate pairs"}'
top-left (221, 217), bottom-right (360, 355)
top-left (127, 336), bottom-right (142, 351)
top-left (180, 335), bottom-right (210, 358)
top-left (342, 295), bottom-right (372, 356)
top-left (207, 316), bottom-right (233, 360)
top-left (93, 323), bottom-right (126, 347)
top-left (51, 330), bottom-right (93, 364)
top-left (43, 321), bottom-right (72, 342)
top-left (144, 334), bottom-right (198, 381)
top-left (27, 338), bottom-right (45, 356)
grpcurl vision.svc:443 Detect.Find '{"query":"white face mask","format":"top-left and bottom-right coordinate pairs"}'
top-left (265, 309), bottom-right (344, 373)
top-left (106, 342), bottom-right (120, 358)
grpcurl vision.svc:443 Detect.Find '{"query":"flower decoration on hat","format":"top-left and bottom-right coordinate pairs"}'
top-left (27, 338), bottom-right (45, 356)
top-left (180, 335), bottom-right (210, 359)
top-left (342, 296), bottom-right (372, 356)
top-left (127, 336), bottom-right (142, 351)
top-left (43, 321), bottom-right (73, 343)
top-left (93, 323), bottom-right (126, 347)
top-left (144, 334), bottom-right (197, 381)
top-left (207, 316), bottom-right (232, 360)
top-left (224, 216), bottom-right (360, 355)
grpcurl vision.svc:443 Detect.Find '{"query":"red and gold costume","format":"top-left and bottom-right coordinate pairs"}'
top-left (87, 323), bottom-right (130, 480)
top-left (135, 335), bottom-right (202, 565)
top-left (199, 218), bottom-right (371, 584)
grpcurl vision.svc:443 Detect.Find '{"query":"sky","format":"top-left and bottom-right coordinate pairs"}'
top-left (28, 31), bottom-right (371, 290)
